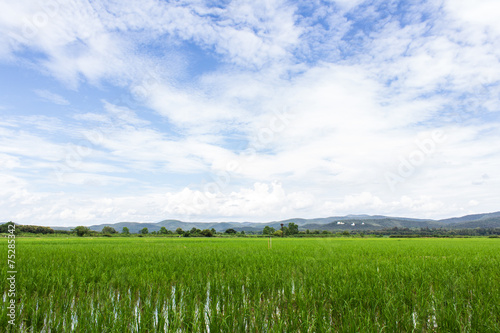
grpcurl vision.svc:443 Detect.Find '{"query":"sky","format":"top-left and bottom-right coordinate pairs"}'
top-left (0, 0), bottom-right (499, 227)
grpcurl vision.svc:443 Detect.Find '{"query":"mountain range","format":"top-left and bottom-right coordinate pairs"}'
top-left (50, 211), bottom-right (500, 234)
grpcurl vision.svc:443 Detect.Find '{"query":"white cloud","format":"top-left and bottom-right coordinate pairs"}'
top-left (0, 1), bottom-right (499, 225)
top-left (327, 0), bottom-right (366, 11)
top-left (34, 89), bottom-right (69, 105)
top-left (0, 154), bottom-right (20, 170)
top-left (444, 0), bottom-right (500, 35)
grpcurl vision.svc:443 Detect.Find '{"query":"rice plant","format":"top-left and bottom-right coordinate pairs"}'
top-left (1, 237), bottom-right (499, 332)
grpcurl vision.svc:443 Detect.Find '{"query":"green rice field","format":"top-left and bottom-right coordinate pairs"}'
top-left (2, 237), bottom-right (499, 332)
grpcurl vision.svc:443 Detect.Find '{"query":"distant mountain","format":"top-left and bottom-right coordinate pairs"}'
top-left (301, 218), bottom-right (441, 231)
top-left (270, 215), bottom-right (430, 226)
top-left (438, 211), bottom-right (500, 224)
top-left (47, 211), bottom-right (500, 234)
top-left (447, 217), bottom-right (500, 229)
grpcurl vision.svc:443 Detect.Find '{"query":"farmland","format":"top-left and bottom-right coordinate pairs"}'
top-left (1, 237), bottom-right (499, 332)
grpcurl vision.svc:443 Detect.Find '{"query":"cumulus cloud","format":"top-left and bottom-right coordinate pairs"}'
top-left (0, 0), bottom-right (499, 225)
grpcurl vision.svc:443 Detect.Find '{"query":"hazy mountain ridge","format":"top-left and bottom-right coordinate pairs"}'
top-left (46, 211), bottom-right (500, 233)
top-left (302, 218), bottom-right (444, 231)
top-left (446, 217), bottom-right (500, 229)
top-left (438, 211), bottom-right (500, 224)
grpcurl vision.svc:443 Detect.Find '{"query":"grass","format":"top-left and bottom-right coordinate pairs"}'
top-left (1, 237), bottom-right (499, 332)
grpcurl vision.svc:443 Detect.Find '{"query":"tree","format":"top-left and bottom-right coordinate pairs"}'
top-left (141, 227), bottom-right (149, 235)
top-left (190, 227), bottom-right (201, 235)
top-left (102, 226), bottom-right (117, 234)
top-left (211, 228), bottom-right (216, 235)
top-left (159, 227), bottom-right (168, 235)
top-left (288, 223), bottom-right (299, 235)
top-left (200, 229), bottom-right (213, 237)
top-left (17, 225), bottom-right (54, 234)
top-left (273, 230), bottom-right (283, 237)
top-left (122, 227), bottom-right (130, 235)
top-left (225, 228), bottom-right (237, 234)
top-left (0, 222), bottom-right (11, 233)
top-left (74, 226), bottom-right (90, 237)
top-left (0, 222), bottom-right (19, 235)
top-left (176, 227), bottom-right (184, 235)
top-left (263, 226), bottom-right (275, 235)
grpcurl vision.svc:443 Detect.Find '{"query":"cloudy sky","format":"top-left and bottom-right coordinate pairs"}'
top-left (1, 0), bottom-right (499, 226)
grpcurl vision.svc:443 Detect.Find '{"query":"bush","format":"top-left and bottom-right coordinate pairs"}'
top-left (200, 229), bottom-right (213, 237)
top-left (102, 226), bottom-right (117, 234)
top-left (18, 225), bottom-right (55, 234)
top-left (73, 226), bottom-right (91, 237)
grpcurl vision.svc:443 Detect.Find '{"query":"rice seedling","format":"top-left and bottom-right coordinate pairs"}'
top-left (1, 237), bottom-right (499, 332)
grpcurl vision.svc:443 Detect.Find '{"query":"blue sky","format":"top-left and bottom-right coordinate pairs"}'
top-left (1, 0), bottom-right (499, 226)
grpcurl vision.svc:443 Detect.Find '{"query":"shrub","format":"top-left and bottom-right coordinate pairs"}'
top-left (200, 229), bottom-right (213, 237)
top-left (73, 226), bottom-right (91, 237)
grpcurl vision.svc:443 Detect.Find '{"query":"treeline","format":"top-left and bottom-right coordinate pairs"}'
top-left (2, 221), bottom-right (500, 238)
top-left (72, 226), bottom-right (246, 237)
top-left (0, 222), bottom-right (56, 234)
top-left (0, 222), bottom-right (236, 237)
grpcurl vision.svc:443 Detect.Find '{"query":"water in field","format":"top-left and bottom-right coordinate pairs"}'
top-left (1, 237), bottom-right (499, 332)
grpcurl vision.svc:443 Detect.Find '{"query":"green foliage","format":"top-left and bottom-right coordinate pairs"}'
top-left (1, 222), bottom-right (56, 235)
top-left (2, 238), bottom-right (499, 332)
top-left (200, 229), bottom-right (213, 237)
top-left (175, 227), bottom-right (184, 235)
top-left (73, 226), bottom-right (90, 237)
top-left (101, 226), bottom-right (117, 234)
top-left (225, 228), bottom-right (237, 234)
top-left (190, 227), bottom-right (201, 235)
top-left (287, 222), bottom-right (299, 235)
top-left (121, 227), bottom-right (130, 235)
top-left (159, 227), bottom-right (168, 234)
top-left (262, 226), bottom-right (275, 235)
top-left (140, 227), bottom-right (149, 235)
top-left (0, 222), bottom-right (10, 233)
top-left (273, 230), bottom-right (283, 237)
top-left (18, 224), bottom-right (54, 234)
top-left (0, 221), bottom-right (18, 235)
top-left (55, 230), bottom-right (71, 235)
